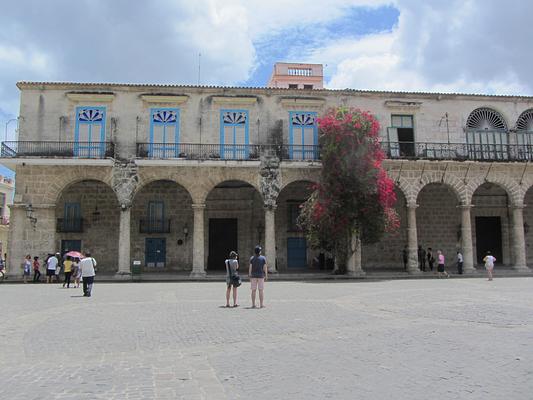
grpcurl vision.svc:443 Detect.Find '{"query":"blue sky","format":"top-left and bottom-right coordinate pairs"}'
top-left (1, 0), bottom-right (532, 179)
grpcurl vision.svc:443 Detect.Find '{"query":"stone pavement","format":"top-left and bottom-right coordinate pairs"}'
top-left (0, 278), bottom-right (532, 399)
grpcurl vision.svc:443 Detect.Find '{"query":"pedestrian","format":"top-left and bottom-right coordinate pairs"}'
top-left (483, 251), bottom-right (496, 281)
top-left (22, 254), bottom-right (31, 283)
top-left (0, 256), bottom-right (5, 281)
top-left (54, 252), bottom-right (62, 283)
top-left (46, 253), bottom-right (58, 283)
top-left (436, 250), bottom-right (449, 278)
top-left (62, 256), bottom-right (73, 288)
top-left (72, 258), bottom-right (81, 288)
top-left (225, 251), bottom-right (240, 308)
top-left (402, 245), bottom-right (408, 270)
top-left (418, 245), bottom-right (426, 271)
top-left (32, 256), bottom-right (41, 282)
top-left (427, 248), bottom-right (435, 271)
top-left (79, 252), bottom-right (96, 297)
top-left (456, 251), bottom-right (464, 275)
top-left (249, 245), bottom-right (268, 308)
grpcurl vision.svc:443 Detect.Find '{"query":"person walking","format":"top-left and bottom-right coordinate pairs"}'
top-left (79, 252), bottom-right (96, 297)
top-left (249, 245), bottom-right (268, 308)
top-left (62, 256), bottom-right (73, 288)
top-left (427, 248), bottom-right (435, 272)
top-left (22, 254), bottom-right (31, 283)
top-left (32, 256), bottom-right (41, 283)
top-left (456, 251), bottom-right (464, 275)
top-left (46, 253), bottom-right (58, 283)
top-left (436, 250), bottom-right (449, 278)
top-left (483, 251), bottom-right (496, 281)
top-left (402, 245), bottom-right (408, 271)
top-left (72, 258), bottom-right (81, 288)
top-left (225, 251), bottom-right (240, 308)
top-left (418, 245), bottom-right (426, 271)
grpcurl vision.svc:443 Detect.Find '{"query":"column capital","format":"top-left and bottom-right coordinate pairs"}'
top-left (406, 203), bottom-right (419, 210)
top-left (264, 204), bottom-right (277, 211)
top-left (509, 203), bottom-right (526, 210)
top-left (192, 203), bottom-right (206, 210)
top-left (457, 204), bottom-right (473, 210)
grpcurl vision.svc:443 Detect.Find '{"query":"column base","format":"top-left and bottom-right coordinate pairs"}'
top-left (346, 269), bottom-right (366, 277)
top-left (189, 270), bottom-right (206, 278)
top-left (407, 268), bottom-right (423, 275)
top-left (268, 267), bottom-right (278, 274)
top-left (512, 265), bottom-right (531, 272)
top-left (114, 272), bottom-right (132, 280)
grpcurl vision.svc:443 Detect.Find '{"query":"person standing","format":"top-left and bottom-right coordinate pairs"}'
top-left (72, 258), bottom-right (81, 288)
top-left (225, 251), bottom-right (240, 308)
top-left (46, 253), bottom-right (58, 283)
top-left (79, 252), bottom-right (96, 297)
top-left (249, 245), bottom-right (268, 308)
top-left (427, 248), bottom-right (435, 272)
top-left (483, 251), bottom-right (496, 281)
top-left (456, 251), bottom-right (464, 275)
top-left (32, 256), bottom-right (41, 283)
top-left (402, 245), bottom-right (408, 271)
top-left (22, 254), bottom-right (31, 283)
top-left (62, 256), bottom-right (73, 288)
top-left (418, 245), bottom-right (426, 271)
top-left (436, 250), bottom-right (449, 278)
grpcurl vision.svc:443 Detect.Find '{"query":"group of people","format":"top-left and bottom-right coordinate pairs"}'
top-left (402, 245), bottom-right (497, 280)
top-left (224, 245), bottom-right (268, 308)
top-left (21, 251), bottom-right (97, 296)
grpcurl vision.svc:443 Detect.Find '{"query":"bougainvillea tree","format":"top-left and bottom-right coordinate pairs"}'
top-left (298, 107), bottom-right (399, 273)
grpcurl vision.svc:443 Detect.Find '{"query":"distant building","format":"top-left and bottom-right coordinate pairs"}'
top-left (0, 175), bottom-right (14, 257)
top-left (267, 62), bottom-right (323, 89)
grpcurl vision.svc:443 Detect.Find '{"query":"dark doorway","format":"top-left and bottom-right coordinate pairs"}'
top-left (145, 238), bottom-right (166, 267)
top-left (61, 240), bottom-right (81, 255)
top-left (287, 237), bottom-right (307, 269)
top-left (475, 217), bottom-right (502, 264)
top-left (398, 128), bottom-right (415, 157)
top-left (208, 218), bottom-right (238, 270)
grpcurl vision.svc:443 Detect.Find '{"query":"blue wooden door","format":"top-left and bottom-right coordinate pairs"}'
top-left (287, 237), bottom-right (307, 269)
top-left (145, 238), bottom-right (166, 267)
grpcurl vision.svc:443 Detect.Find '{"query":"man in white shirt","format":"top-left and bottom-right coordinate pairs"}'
top-left (456, 251), bottom-right (464, 275)
top-left (79, 252), bottom-right (97, 297)
top-left (483, 251), bottom-right (496, 281)
top-left (46, 253), bottom-right (58, 284)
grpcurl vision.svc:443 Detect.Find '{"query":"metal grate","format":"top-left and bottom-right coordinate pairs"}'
top-left (516, 109), bottom-right (533, 131)
top-left (466, 107), bottom-right (507, 130)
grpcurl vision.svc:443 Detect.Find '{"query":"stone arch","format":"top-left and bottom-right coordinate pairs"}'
top-left (394, 176), bottom-right (416, 206)
top-left (132, 176), bottom-right (194, 205)
top-left (466, 176), bottom-right (522, 206)
top-left (415, 172), bottom-right (465, 205)
top-left (197, 169), bottom-right (261, 204)
top-left (49, 170), bottom-right (114, 206)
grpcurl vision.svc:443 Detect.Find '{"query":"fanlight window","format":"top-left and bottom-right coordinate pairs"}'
top-left (466, 108), bottom-right (507, 130)
top-left (516, 109), bottom-right (533, 131)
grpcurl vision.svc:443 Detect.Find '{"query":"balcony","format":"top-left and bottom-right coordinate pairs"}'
top-left (57, 218), bottom-right (84, 233)
top-left (139, 219), bottom-right (171, 234)
top-left (380, 141), bottom-right (533, 162)
top-left (136, 143), bottom-right (261, 160)
top-left (1, 141), bottom-right (115, 159)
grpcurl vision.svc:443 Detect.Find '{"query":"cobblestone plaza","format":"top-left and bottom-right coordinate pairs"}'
top-left (1, 278), bottom-right (532, 399)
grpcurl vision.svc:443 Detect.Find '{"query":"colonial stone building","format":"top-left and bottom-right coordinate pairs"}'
top-left (2, 78), bottom-right (533, 278)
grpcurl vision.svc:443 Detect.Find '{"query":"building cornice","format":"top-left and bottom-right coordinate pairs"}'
top-left (66, 93), bottom-right (115, 103)
top-left (140, 95), bottom-right (189, 105)
top-left (212, 96), bottom-right (258, 105)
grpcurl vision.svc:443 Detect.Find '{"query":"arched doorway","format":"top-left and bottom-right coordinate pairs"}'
top-left (362, 186), bottom-right (407, 270)
top-left (131, 180), bottom-right (193, 272)
top-left (205, 180), bottom-right (263, 271)
top-left (416, 183), bottom-right (461, 266)
top-left (523, 185), bottom-right (533, 267)
top-left (472, 183), bottom-right (510, 265)
top-left (55, 180), bottom-right (119, 274)
top-left (276, 180), bottom-right (316, 271)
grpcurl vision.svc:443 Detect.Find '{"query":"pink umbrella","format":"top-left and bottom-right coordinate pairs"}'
top-left (65, 251), bottom-right (83, 258)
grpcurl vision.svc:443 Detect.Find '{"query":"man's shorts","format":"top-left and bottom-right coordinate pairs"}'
top-left (250, 277), bottom-right (264, 290)
top-left (46, 269), bottom-right (55, 277)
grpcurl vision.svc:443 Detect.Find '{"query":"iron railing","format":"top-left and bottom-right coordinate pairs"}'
top-left (136, 143), bottom-right (262, 160)
top-left (1, 141), bottom-right (115, 159)
top-left (139, 219), bottom-right (171, 234)
top-left (56, 218), bottom-right (84, 233)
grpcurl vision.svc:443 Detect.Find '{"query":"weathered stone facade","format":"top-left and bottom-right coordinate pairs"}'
top-left (3, 82), bottom-right (533, 277)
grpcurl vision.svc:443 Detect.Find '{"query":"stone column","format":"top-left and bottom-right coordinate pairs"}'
top-left (510, 205), bottom-right (529, 271)
top-left (346, 234), bottom-right (365, 276)
top-left (116, 207), bottom-right (131, 277)
top-left (7, 206), bottom-right (29, 279)
top-left (406, 203), bottom-right (421, 274)
top-left (264, 205), bottom-right (277, 273)
top-left (190, 203), bottom-right (206, 277)
top-left (459, 204), bottom-right (476, 273)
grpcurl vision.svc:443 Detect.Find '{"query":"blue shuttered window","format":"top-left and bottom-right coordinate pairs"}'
top-left (149, 108), bottom-right (180, 158)
top-left (289, 111), bottom-right (318, 160)
top-left (220, 110), bottom-right (249, 159)
top-left (74, 106), bottom-right (106, 157)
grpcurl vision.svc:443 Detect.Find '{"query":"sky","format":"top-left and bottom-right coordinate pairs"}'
top-left (1, 0), bottom-right (532, 177)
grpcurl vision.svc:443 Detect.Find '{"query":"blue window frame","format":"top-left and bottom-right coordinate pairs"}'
top-left (289, 111), bottom-right (318, 160)
top-left (220, 109), bottom-right (249, 159)
top-left (74, 106), bottom-right (106, 157)
top-left (148, 201), bottom-right (165, 231)
top-left (149, 108), bottom-right (180, 158)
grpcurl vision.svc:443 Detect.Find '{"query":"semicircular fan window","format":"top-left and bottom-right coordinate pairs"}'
top-left (466, 108), bottom-right (507, 130)
top-left (516, 109), bottom-right (533, 131)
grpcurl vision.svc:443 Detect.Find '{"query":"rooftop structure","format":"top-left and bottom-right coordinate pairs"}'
top-left (267, 62), bottom-right (323, 89)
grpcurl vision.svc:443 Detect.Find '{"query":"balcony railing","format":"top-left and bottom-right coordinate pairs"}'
top-left (136, 143), bottom-right (262, 160)
top-left (380, 141), bottom-right (533, 161)
top-left (57, 218), bottom-right (84, 233)
top-left (139, 219), bottom-right (171, 234)
top-left (1, 141), bottom-right (115, 159)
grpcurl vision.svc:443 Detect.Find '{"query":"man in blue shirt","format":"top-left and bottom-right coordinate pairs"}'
top-left (249, 245), bottom-right (268, 308)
